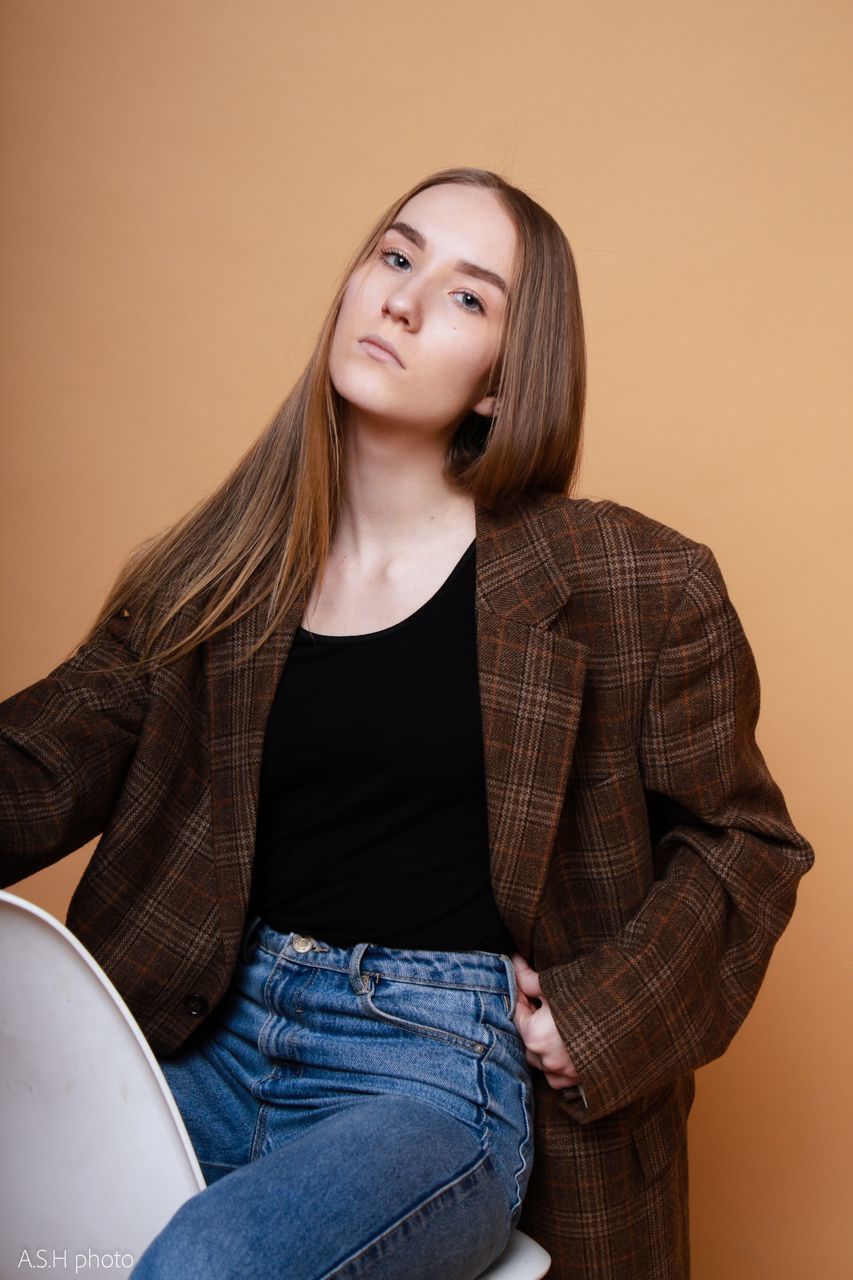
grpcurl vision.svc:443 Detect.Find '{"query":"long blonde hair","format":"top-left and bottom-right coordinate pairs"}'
top-left (79, 166), bottom-right (586, 673)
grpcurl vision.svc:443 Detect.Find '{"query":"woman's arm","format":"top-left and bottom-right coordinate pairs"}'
top-left (537, 542), bottom-right (816, 1122)
top-left (0, 609), bottom-right (149, 885)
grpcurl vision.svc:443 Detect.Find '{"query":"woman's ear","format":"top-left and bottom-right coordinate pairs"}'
top-left (472, 390), bottom-right (498, 418)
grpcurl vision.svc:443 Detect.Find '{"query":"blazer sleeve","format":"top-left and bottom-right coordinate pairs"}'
top-left (0, 610), bottom-right (149, 886)
top-left (537, 542), bottom-right (816, 1123)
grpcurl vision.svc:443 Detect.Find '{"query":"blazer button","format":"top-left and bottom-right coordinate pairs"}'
top-left (183, 992), bottom-right (209, 1017)
top-left (117, 606), bottom-right (131, 618)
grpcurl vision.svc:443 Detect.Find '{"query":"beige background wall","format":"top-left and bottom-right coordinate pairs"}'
top-left (2, 2), bottom-right (849, 1275)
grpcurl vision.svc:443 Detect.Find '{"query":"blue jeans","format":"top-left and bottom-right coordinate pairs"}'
top-left (131, 916), bottom-right (535, 1279)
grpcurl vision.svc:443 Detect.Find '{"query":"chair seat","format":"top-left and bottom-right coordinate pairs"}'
top-left (477, 1226), bottom-right (552, 1278)
top-left (0, 890), bottom-right (550, 1278)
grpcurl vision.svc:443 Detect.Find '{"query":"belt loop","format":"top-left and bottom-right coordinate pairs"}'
top-left (348, 941), bottom-right (372, 994)
top-left (500, 953), bottom-right (518, 1018)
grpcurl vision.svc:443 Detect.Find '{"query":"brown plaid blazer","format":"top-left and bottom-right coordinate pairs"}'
top-left (0, 490), bottom-right (814, 1279)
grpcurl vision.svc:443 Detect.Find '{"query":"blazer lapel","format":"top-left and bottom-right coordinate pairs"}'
top-left (206, 493), bottom-right (588, 963)
top-left (205, 585), bottom-right (308, 959)
top-left (474, 496), bottom-right (588, 958)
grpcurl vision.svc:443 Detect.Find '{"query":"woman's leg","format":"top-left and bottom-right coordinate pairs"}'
top-left (132, 924), bottom-right (534, 1279)
top-left (132, 1093), bottom-right (510, 1279)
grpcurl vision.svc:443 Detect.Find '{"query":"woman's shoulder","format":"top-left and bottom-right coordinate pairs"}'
top-left (529, 490), bottom-right (711, 559)
top-left (516, 490), bottom-right (719, 609)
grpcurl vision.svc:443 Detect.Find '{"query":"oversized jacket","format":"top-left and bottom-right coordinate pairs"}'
top-left (0, 490), bottom-right (815, 1280)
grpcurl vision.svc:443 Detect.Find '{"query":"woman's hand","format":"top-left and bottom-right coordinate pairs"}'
top-left (510, 952), bottom-right (582, 1090)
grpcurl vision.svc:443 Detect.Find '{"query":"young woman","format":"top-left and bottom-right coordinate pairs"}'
top-left (0, 167), bottom-right (814, 1280)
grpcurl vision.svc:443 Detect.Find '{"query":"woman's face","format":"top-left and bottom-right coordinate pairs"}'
top-left (329, 183), bottom-right (517, 441)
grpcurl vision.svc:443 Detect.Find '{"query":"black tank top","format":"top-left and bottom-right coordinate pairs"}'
top-left (247, 538), bottom-right (516, 954)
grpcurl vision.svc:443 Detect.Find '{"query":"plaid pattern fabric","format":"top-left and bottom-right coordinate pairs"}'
top-left (0, 491), bottom-right (814, 1279)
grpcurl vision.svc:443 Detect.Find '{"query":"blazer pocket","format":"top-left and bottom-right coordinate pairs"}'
top-left (567, 751), bottom-right (637, 792)
top-left (573, 770), bottom-right (625, 792)
top-left (631, 1085), bottom-right (686, 1185)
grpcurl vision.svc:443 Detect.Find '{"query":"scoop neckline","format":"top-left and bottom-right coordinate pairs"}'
top-left (295, 538), bottom-right (475, 643)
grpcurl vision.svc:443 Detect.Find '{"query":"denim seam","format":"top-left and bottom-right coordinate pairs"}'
top-left (255, 953), bottom-right (283, 1070)
top-left (249, 1098), bottom-right (273, 1165)
top-left (479, 1013), bottom-right (497, 1170)
top-left (479, 1025), bottom-right (525, 1228)
top-left (316, 1145), bottom-right (497, 1280)
top-left (509, 1076), bottom-right (534, 1225)
top-left (248, 987), bottom-right (289, 1163)
top-left (256, 950), bottom-right (316, 1082)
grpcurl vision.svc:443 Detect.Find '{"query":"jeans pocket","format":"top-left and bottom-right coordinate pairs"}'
top-left (359, 974), bottom-right (489, 1057)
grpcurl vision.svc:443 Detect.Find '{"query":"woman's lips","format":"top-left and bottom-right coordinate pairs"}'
top-left (359, 338), bottom-right (403, 367)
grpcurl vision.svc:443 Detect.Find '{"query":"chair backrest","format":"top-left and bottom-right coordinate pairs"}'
top-left (0, 889), bottom-right (551, 1279)
top-left (0, 889), bottom-right (205, 1270)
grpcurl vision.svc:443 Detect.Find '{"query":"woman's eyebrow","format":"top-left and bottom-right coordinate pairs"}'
top-left (386, 221), bottom-right (508, 296)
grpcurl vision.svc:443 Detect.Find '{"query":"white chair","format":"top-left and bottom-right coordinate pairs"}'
top-left (0, 890), bottom-right (551, 1278)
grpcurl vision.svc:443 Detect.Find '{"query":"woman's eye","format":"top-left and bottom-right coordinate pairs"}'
top-left (453, 290), bottom-right (486, 315)
top-left (377, 247), bottom-right (486, 316)
top-left (380, 248), bottom-right (411, 271)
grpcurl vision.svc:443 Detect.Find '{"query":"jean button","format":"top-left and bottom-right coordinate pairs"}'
top-left (292, 934), bottom-right (314, 952)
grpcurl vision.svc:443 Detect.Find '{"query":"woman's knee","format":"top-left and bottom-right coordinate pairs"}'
top-left (132, 1095), bottom-right (511, 1280)
top-left (131, 1191), bottom-right (216, 1278)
